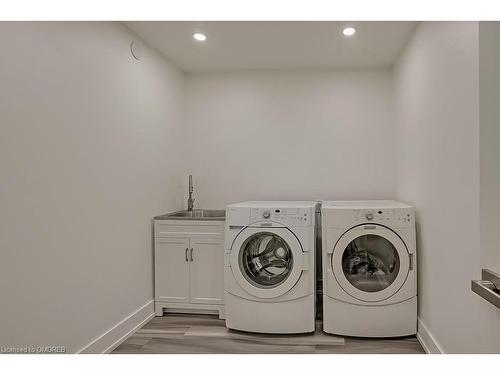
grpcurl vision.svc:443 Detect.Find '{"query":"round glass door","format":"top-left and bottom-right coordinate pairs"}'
top-left (341, 234), bottom-right (400, 292)
top-left (239, 232), bottom-right (294, 289)
top-left (230, 226), bottom-right (305, 299)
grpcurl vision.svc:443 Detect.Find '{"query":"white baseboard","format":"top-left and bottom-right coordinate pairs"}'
top-left (416, 317), bottom-right (444, 354)
top-left (78, 300), bottom-right (155, 354)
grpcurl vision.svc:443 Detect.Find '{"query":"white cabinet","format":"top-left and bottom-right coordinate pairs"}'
top-left (154, 219), bottom-right (225, 318)
top-left (155, 238), bottom-right (190, 304)
top-left (189, 238), bottom-right (225, 305)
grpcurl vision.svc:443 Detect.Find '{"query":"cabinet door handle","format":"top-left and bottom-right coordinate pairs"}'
top-left (190, 248), bottom-right (194, 262)
top-left (185, 248), bottom-right (188, 262)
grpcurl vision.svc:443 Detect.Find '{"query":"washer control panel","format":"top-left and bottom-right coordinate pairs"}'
top-left (250, 207), bottom-right (313, 225)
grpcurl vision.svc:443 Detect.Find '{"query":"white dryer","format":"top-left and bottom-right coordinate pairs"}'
top-left (322, 200), bottom-right (417, 337)
top-left (224, 201), bottom-right (317, 334)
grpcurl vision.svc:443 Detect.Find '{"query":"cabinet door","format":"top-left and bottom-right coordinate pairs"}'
top-left (189, 238), bottom-right (224, 305)
top-left (155, 237), bottom-right (190, 303)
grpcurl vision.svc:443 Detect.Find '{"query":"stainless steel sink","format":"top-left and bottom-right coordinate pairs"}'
top-left (155, 209), bottom-right (226, 221)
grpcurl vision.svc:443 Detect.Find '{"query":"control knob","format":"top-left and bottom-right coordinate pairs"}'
top-left (365, 212), bottom-right (374, 221)
top-left (263, 210), bottom-right (271, 219)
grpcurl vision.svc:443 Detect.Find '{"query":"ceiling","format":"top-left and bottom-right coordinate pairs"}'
top-left (125, 21), bottom-right (417, 73)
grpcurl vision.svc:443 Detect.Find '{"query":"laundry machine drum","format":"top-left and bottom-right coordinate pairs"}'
top-left (342, 234), bottom-right (400, 293)
top-left (239, 232), bottom-right (293, 289)
top-left (331, 224), bottom-right (410, 302)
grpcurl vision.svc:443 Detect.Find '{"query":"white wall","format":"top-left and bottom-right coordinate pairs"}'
top-left (394, 22), bottom-right (500, 353)
top-left (479, 22), bottom-right (500, 275)
top-left (0, 22), bottom-right (185, 353)
top-left (477, 22), bottom-right (500, 352)
top-left (184, 69), bottom-right (396, 208)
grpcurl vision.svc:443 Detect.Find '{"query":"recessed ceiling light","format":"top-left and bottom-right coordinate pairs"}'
top-left (342, 27), bottom-right (356, 36)
top-left (193, 32), bottom-right (207, 41)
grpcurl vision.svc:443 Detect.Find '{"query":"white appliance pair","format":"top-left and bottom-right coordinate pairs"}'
top-left (224, 200), bottom-right (417, 337)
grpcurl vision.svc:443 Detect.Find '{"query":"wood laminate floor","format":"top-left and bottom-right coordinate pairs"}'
top-left (112, 314), bottom-right (425, 354)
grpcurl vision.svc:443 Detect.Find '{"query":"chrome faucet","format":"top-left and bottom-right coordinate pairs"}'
top-left (187, 174), bottom-right (195, 211)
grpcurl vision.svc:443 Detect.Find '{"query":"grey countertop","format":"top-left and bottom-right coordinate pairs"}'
top-left (154, 209), bottom-right (226, 221)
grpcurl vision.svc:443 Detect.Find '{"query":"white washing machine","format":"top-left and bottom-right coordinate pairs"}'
top-left (322, 200), bottom-right (417, 337)
top-left (224, 201), bottom-right (317, 334)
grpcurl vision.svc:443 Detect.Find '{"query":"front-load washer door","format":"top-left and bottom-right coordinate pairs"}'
top-left (230, 227), bottom-right (306, 299)
top-left (331, 224), bottom-right (410, 302)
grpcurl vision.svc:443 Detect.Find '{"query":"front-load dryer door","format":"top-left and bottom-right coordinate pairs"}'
top-left (230, 227), bottom-right (306, 299)
top-left (331, 224), bottom-right (410, 302)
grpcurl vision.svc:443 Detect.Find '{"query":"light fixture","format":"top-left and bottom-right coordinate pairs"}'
top-left (193, 32), bottom-right (207, 41)
top-left (342, 27), bottom-right (356, 36)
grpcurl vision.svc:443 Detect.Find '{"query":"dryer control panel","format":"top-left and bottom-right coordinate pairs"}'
top-left (353, 208), bottom-right (414, 227)
top-left (324, 207), bottom-right (414, 228)
top-left (250, 207), bottom-right (314, 226)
